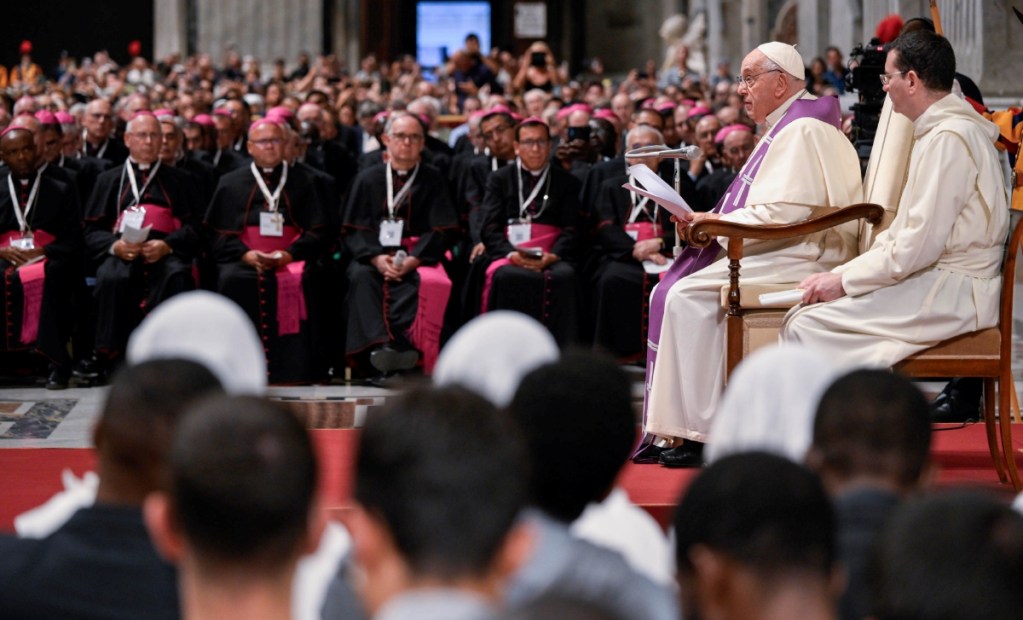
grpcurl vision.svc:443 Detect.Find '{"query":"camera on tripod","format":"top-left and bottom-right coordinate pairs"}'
top-left (846, 38), bottom-right (887, 172)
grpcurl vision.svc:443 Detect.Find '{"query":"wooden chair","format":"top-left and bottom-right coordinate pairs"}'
top-left (687, 206), bottom-right (1022, 491)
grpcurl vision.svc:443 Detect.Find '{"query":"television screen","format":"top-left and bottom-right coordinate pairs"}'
top-left (416, 1), bottom-right (491, 69)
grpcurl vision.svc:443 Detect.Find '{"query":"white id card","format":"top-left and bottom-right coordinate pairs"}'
top-left (507, 222), bottom-right (531, 246)
top-left (10, 236), bottom-right (34, 250)
top-left (260, 212), bottom-right (284, 237)
top-left (379, 219), bottom-right (404, 247)
top-left (626, 229), bottom-right (639, 241)
top-left (119, 208), bottom-right (146, 233)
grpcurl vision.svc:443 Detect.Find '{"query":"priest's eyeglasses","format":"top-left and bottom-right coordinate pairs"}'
top-left (390, 133), bottom-right (424, 143)
top-left (879, 71), bottom-right (905, 85)
top-left (735, 69), bottom-right (780, 88)
top-left (251, 138), bottom-right (284, 147)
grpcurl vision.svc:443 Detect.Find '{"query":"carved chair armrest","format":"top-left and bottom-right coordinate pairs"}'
top-left (686, 203), bottom-right (884, 315)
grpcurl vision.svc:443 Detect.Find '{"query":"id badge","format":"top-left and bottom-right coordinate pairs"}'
top-left (626, 229), bottom-right (639, 241)
top-left (119, 207), bottom-right (146, 233)
top-left (10, 235), bottom-right (34, 250)
top-left (379, 219), bottom-right (404, 247)
top-left (260, 212), bottom-right (284, 237)
top-left (507, 222), bottom-right (531, 246)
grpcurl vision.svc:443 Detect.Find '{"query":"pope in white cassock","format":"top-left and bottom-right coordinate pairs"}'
top-left (640, 41), bottom-right (863, 468)
top-left (782, 31), bottom-right (1007, 368)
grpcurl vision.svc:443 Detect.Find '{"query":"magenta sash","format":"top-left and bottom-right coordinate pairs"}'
top-left (639, 95), bottom-right (842, 438)
top-left (0, 230), bottom-right (55, 344)
top-left (481, 223), bottom-right (561, 313)
top-left (625, 222), bottom-right (659, 242)
top-left (240, 225), bottom-right (307, 336)
top-left (400, 237), bottom-right (451, 375)
top-left (114, 203), bottom-right (181, 235)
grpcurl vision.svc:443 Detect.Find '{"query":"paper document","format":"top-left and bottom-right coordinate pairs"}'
top-left (16, 255), bottom-right (45, 269)
top-left (622, 164), bottom-right (694, 219)
top-left (642, 260), bottom-right (672, 275)
top-left (757, 289), bottom-right (804, 306)
top-left (121, 224), bottom-right (152, 245)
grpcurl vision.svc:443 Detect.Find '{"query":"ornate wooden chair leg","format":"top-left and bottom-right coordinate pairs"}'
top-left (986, 377), bottom-right (1007, 483)
top-left (999, 371), bottom-right (1022, 490)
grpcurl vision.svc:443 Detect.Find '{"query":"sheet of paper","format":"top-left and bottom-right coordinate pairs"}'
top-left (622, 164), bottom-right (693, 218)
top-left (757, 289), bottom-right (804, 305)
top-left (121, 224), bottom-right (152, 245)
top-left (642, 260), bottom-right (672, 275)
top-left (16, 255), bottom-right (45, 269)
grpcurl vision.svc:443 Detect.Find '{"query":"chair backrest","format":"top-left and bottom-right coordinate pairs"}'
top-left (998, 214), bottom-right (1023, 365)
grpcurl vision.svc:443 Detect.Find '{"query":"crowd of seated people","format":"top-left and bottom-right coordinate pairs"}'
top-left (0, 34), bottom-right (783, 387)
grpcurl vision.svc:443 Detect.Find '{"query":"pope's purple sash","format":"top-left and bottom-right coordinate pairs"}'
top-left (638, 95), bottom-right (841, 441)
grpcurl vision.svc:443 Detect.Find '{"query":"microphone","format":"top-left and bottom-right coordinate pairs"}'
top-left (624, 144), bottom-right (703, 160)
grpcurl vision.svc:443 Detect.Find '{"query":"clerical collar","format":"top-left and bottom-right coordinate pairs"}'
top-left (395, 168), bottom-right (410, 177)
top-left (129, 157), bottom-right (152, 171)
top-left (262, 167), bottom-right (275, 174)
top-left (765, 89), bottom-right (809, 129)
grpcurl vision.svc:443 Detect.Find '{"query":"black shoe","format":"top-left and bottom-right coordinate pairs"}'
top-left (370, 346), bottom-right (419, 374)
top-left (45, 366), bottom-right (69, 390)
top-left (632, 443), bottom-right (667, 464)
top-left (72, 357), bottom-right (102, 379)
top-left (659, 441), bottom-right (705, 468)
top-left (930, 390), bottom-right (980, 423)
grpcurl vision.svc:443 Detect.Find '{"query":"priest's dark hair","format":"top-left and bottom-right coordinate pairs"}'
top-left (355, 385), bottom-right (529, 578)
top-left (887, 30), bottom-right (955, 92)
top-left (508, 350), bottom-right (635, 522)
top-left (167, 395), bottom-right (317, 573)
top-left (868, 492), bottom-right (1023, 620)
top-left (674, 451), bottom-right (836, 578)
top-left (809, 369), bottom-right (931, 490)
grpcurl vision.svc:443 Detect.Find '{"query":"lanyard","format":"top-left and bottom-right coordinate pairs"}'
top-left (6, 171), bottom-right (42, 234)
top-left (517, 158), bottom-right (550, 221)
top-left (251, 162), bottom-right (289, 213)
top-left (627, 173), bottom-right (653, 224)
top-left (125, 160), bottom-right (162, 207)
top-left (385, 162), bottom-right (419, 219)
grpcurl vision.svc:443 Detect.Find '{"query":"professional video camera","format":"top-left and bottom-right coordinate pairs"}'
top-left (846, 38), bottom-right (887, 171)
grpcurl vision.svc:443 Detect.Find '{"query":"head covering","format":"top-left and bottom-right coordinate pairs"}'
top-left (127, 40), bottom-right (142, 58)
top-left (126, 290), bottom-right (266, 395)
top-left (593, 108), bottom-right (618, 123)
top-left (191, 113), bottom-right (214, 127)
top-left (19, 40), bottom-right (31, 56)
top-left (433, 311), bottom-right (559, 407)
top-left (687, 104), bottom-right (711, 119)
top-left (152, 108), bottom-right (175, 118)
top-left (875, 14), bottom-right (905, 44)
top-left (706, 344), bottom-right (840, 464)
top-left (756, 42), bottom-right (805, 80)
top-left (34, 110), bottom-right (58, 125)
top-left (714, 123), bottom-right (753, 144)
top-left (54, 111), bottom-right (76, 126)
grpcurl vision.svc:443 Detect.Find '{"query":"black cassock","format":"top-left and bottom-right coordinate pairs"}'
top-left (695, 168), bottom-right (737, 213)
top-left (84, 162), bottom-right (200, 358)
top-left (341, 162), bottom-right (455, 364)
top-left (589, 173), bottom-right (675, 360)
top-left (480, 163), bottom-right (581, 346)
top-left (0, 170), bottom-right (83, 370)
top-left (205, 163), bottom-right (332, 383)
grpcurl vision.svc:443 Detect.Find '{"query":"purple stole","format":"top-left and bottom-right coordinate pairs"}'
top-left (638, 95), bottom-right (841, 439)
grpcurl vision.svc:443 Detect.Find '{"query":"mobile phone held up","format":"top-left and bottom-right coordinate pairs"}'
top-left (530, 52), bottom-right (546, 68)
top-left (566, 125), bottom-right (591, 142)
top-left (517, 247), bottom-right (544, 259)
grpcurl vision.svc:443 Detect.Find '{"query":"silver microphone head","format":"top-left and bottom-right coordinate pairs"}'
top-left (623, 144), bottom-right (670, 160)
top-left (624, 144), bottom-right (703, 160)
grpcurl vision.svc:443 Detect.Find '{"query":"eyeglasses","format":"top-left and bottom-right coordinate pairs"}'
top-left (735, 69), bottom-right (780, 89)
top-left (130, 132), bottom-right (161, 142)
top-left (390, 132), bottom-right (423, 143)
top-left (517, 139), bottom-right (549, 149)
top-left (251, 138), bottom-right (283, 147)
top-left (482, 125), bottom-right (512, 141)
top-left (879, 71), bottom-right (905, 85)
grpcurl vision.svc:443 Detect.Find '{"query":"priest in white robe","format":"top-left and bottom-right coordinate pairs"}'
top-left (782, 31), bottom-right (1008, 368)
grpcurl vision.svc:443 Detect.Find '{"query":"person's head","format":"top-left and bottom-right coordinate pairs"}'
top-left (434, 311), bottom-right (558, 407)
top-left (674, 452), bottom-right (836, 620)
top-left (127, 290), bottom-right (267, 395)
top-left (611, 93), bottom-right (634, 127)
top-left (589, 116), bottom-right (618, 158)
top-left (624, 125), bottom-right (665, 172)
top-left (694, 114), bottom-right (722, 156)
top-left (39, 122), bottom-right (63, 164)
top-left (382, 112), bottom-right (424, 170)
top-left (296, 102), bottom-right (323, 133)
top-left (0, 127), bottom-right (37, 177)
top-left (824, 46), bottom-right (843, 72)
top-left (883, 30), bottom-right (955, 121)
top-left (674, 105), bottom-right (693, 145)
top-left (717, 125), bottom-right (755, 169)
top-left (9, 114), bottom-right (44, 163)
top-left (706, 344), bottom-right (839, 465)
top-left (247, 119), bottom-right (286, 169)
top-left (95, 359), bottom-right (223, 504)
top-left (124, 113), bottom-right (163, 165)
top-left (158, 116), bottom-right (184, 164)
top-left (509, 351), bottom-right (635, 523)
top-left (869, 492), bottom-right (1023, 620)
top-left (212, 111), bottom-right (234, 150)
top-left (349, 386), bottom-right (530, 614)
top-left (83, 99), bottom-right (114, 142)
top-left (807, 369), bottom-right (931, 495)
top-left (480, 110), bottom-right (516, 160)
top-left (631, 107), bottom-right (664, 131)
top-left (523, 89), bottom-right (548, 118)
top-left (514, 118), bottom-right (551, 172)
top-left (145, 395), bottom-right (320, 580)
top-left (737, 43), bottom-right (807, 124)
top-left (224, 97), bottom-right (251, 133)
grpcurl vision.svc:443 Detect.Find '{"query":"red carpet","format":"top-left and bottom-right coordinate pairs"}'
top-left (1, 423), bottom-right (1021, 533)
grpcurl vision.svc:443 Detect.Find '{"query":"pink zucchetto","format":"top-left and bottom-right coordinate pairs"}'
top-left (714, 124), bottom-right (753, 144)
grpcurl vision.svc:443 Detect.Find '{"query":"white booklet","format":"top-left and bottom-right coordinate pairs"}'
top-left (121, 224), bottom-right (152, 245)
top-left (621, 164), bottom-right (694, 219)
top-left (757, 289), bottom-right (804, 305)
